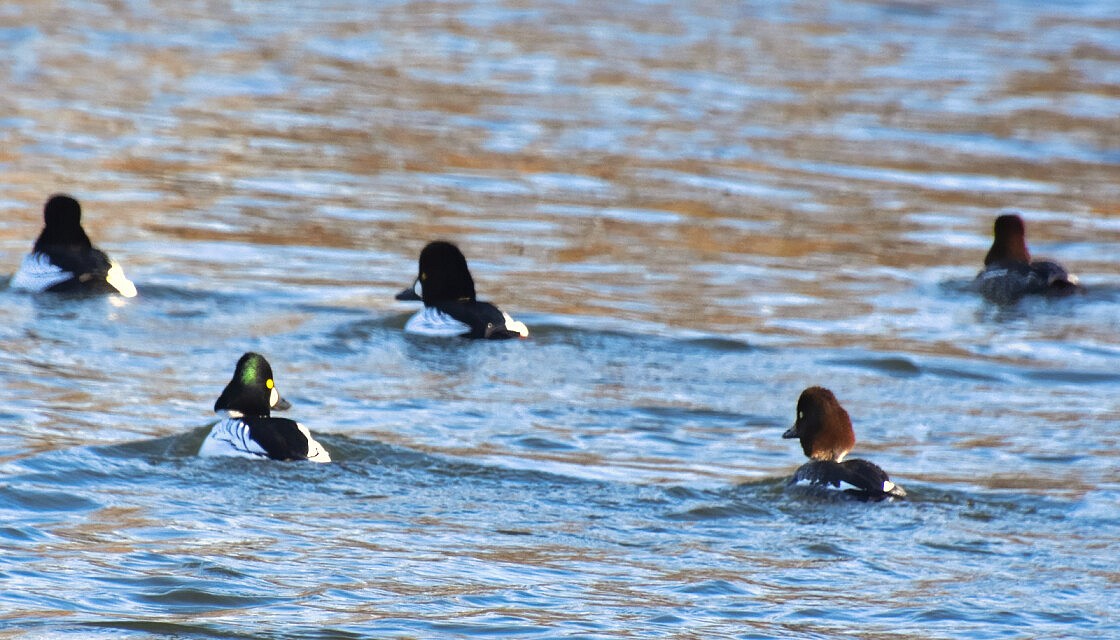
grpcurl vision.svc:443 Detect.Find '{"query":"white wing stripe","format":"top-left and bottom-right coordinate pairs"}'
top-left (502, 312), bottom-right (529, 337)
top-left (198, 417), bottom-right (270, 459)
top-left (297, 423), bottom-right (332, 463)
top-left (404, 307), bottom-right (472, 336)
top-left (106, 260), bottom-right (137, 297)
top-left (199, 417), bottom-right (331, 463)
top-left (10, 253), bottom-right (72, 292)
top-left (10, 252), bottom-right (136, 297)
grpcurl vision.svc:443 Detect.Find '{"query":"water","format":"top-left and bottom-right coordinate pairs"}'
top-left (1, 0), bottom-right (1119, 637)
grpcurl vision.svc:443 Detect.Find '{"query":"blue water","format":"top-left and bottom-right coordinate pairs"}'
top-left (1, 0), bottom-right (1119, 637)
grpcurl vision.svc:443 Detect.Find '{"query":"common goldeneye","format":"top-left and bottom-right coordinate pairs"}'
top-left (395, 241), bottom-right (529, 339)
top-left (10, 194), bottom-right (136, 297)
top-left (199, 352), bottom-right (330, 463)
top-left (782, 386), bottom-right (905, 501)
top-left (974, 213), bottom-right (1080, 304)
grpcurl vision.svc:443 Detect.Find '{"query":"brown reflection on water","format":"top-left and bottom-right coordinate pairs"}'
top-left (1, 1), bottom-right (1118, 347)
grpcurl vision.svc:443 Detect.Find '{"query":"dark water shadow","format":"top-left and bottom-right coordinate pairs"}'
top-left (822, 351), bottom-right (1005, 382)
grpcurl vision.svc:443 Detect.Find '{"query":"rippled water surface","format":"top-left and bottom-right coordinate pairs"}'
top-left (2, 0), bottom-right (1119, 637)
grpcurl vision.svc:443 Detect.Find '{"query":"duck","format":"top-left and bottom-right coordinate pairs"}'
top-left (199, 352), bottom-right (330, 462)
top-left (395, 241), bottom-right (529, 339)
top-left (10, 194), bottom-right (136, 297)
top-left (781, 386), bottom-right (905, 501)
top-left (974, 213), bottom-right (1080, 304)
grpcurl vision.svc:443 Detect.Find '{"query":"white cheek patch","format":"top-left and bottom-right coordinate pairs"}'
top-left (413, 278), bottom-right (423, 298)
top-left (106, 261), bottom-right (137, 298)
top-left (269, 387), bottom-right (279, 407)
top-left (883, 481), bottom-right (896, 493)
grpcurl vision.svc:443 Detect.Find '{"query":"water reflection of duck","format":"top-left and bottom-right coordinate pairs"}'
top-left (782, 386), bottom-right (906, 501)
top-left (974, 213), bottom-right (1080, 304)
top-left (10, 194), bottom-right (136, 297)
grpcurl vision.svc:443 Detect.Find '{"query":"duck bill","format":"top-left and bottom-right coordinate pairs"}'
top-left (781, 425), bottom-right (799, 439)
top-left (271, 392), bottom-right (292, 411)
top-left (395, 278), bottom-right (422, 301)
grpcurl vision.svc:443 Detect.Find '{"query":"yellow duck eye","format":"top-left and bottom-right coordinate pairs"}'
top-left (420, 272), bottom-right (427, 281)
top-left (266, 379), bottom-right (274, 389)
